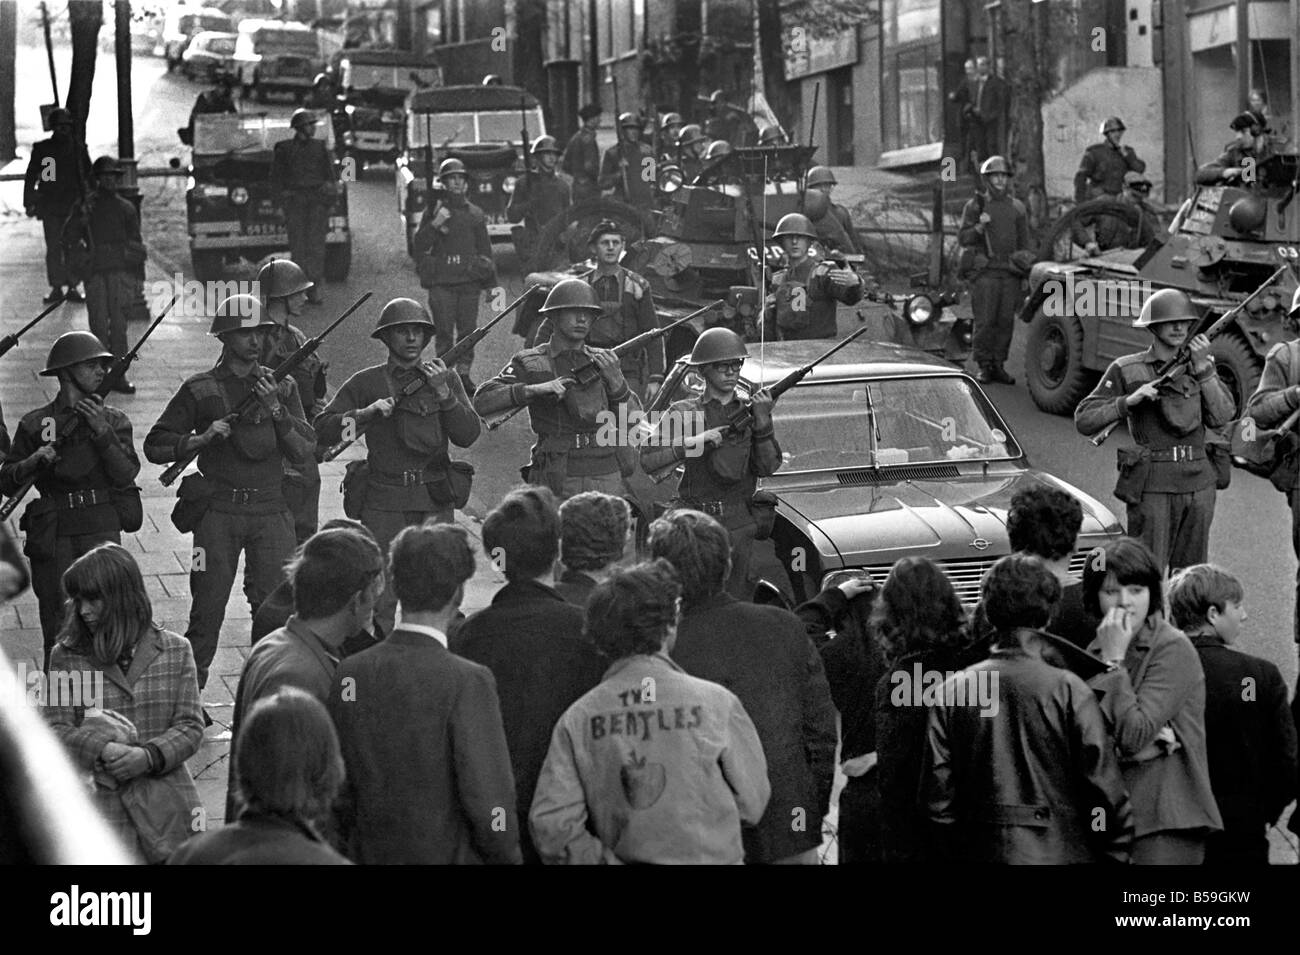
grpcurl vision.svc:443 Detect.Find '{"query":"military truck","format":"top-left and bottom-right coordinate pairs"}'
top-left (1022, 154), bottom-right (1300, 416)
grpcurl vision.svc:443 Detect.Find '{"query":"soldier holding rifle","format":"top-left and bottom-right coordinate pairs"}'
top-left (1074, 288), bottom-right (1234, 572)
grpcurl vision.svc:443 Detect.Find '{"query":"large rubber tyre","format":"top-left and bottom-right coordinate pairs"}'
top-left (1037, 198), bottom-right (1141, 263)
top-left (530, 197), bottom-right (650, 273)
top-left (324, 240), bottom-right (352, 282)
top-left (1209, 331), bottom-right (1262, 419)
top-left (191, 248), bottom-right (224, 282)
top-left (1024, 309), bottom-right (1097, 415)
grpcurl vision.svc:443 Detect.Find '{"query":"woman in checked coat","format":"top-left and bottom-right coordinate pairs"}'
top-left (46, 544), bottom-right (205, 861)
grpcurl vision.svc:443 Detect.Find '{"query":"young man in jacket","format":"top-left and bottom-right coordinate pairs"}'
top-left (648, 510), bottom-right (837, 864)
top-left (330, 523), bottom-right (522, 864)
top-left (555, 491), bottom-right (631, 605)
top-left (450, 486), bottom-right (607, 864)
top-left (1075, 288), bottom-right (1233, 572)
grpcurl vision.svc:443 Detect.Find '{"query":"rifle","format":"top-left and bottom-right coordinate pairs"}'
top-left (0, 298), bottom-right (65, 359)
top-left (485, 300), bottom-right (724, 431)
top-left (647, 323), bottom-right (871, 482)
top-left (800, 81), bottom-right (821, 211)
top-left (0, 294), bottom-right (178, 521)
top-left (1088, 264), bottom-right (1289, 446)
top-left (322, 284), bottom-right (540, 461)
top-left (159, 292), bottom-right (372, 487)
top-left (611, 71), bottom-right (631, 199)
top-left (520, 95), bottom-right (532, 196)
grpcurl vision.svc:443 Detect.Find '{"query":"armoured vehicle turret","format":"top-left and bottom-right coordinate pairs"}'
top-left (1022, 153), bottom-right (1300, 416)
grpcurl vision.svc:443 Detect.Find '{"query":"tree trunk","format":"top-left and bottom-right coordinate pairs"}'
top-left (755, 0), bottom-right (795, 134)
top-left (0, 0), bottom-right (15, 163)
top-left (66, 0), bottom-right (101, 142)
top-left (999, 0), bottom-right (1049, 229)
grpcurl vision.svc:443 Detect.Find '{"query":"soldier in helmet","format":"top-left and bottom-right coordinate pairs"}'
top-left (82, 157), bottom-right (147, 394)
top-left (659, 111), bottom-right (685, 166)
top-left (184, 69), bottom-right (239, 144)
top-left (1074, 117), bottom-right (1146, 202)
top-left (1196, 111), bottom-right (1275, 186)
top-left (533, 220), bottom-right (663, 401)
top-left (1244, 287), bottom-right (1300, 650)
top-left (303, 72), bottom-right (336, 110)
top-left (758, 123), bottom-right (787, 146)
top-left (414, 157), bottom-right (495, 390)
top-left (1076, 171), bottom-right (1159, 254)
top-left (507, 135), bottom-right (571, 266)
top-left (763, 213), bottom-right (863, 340)
top-left (270, 109), bottom-right (338, 306)
top-left (474, 278), bottom-right (638, 501)
top-left (599, 112), bottom-right (655, 208)
top-left (144, 295), bottom-right (315, 691)
top-left (676, 124), bottom-right (709, 183)
top-left (805, 165), bottom-right (863, 256)
top-left (702, 89), bottom-right (759, 148)
top-left (315, 298), bottom-right (481, 633)
top-left (257, 259), bottom-right (327, 543)
top-left (1076, 288), bottom-right (1233, 572)
top-left (0, 333), bottom-right (140, 664)
top-left (563, 103), bottom-right (603, 203)
top-left (958, 155), bottom-right (1031, 385)
top-left (639, 328), bottom-right (782, 598)
top-left (24, 107), bottom-right (91, 304)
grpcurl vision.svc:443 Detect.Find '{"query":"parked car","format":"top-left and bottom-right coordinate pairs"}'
top-left (185, 113), bottom-right (351, 282)
top-left (233, 19), bottom-right (324, 103)
top-left (630, 338), bottom-right (1124, 605)
top-left (181, 31), bottom-right (238, 83)
top-left (396, 83), bottom-right (545, 255)
top-left (162, 6), bottom-right (233, 71)
top-left (329, 50), bottom-right (442, 174)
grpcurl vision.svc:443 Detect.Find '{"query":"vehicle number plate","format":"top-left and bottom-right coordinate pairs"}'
top-left (244, 222), bottom-right (281, 236)
top-left (478, 182), bottom-right (493, 193)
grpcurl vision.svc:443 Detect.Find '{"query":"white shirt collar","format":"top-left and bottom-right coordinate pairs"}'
top-left (394, 617), bottom-right (447, 648)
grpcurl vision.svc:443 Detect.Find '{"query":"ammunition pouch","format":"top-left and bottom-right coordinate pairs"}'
top-left (426, 460), bottom-right (475, 510)
top-left (1205, 436), bottom-right (1232, 491)
top-left (19, 506), bottom-right (58, 563)
top-left (1114, 445), bottom-right (1151, 506)
top-left (341, 460), bottom-right (369, 520)
top-left (750, 490), bottom-right (778, 541)
top-left (170, 473), bottom-right (213, 534)
top-left (111, 485), bottom-right (144, 534)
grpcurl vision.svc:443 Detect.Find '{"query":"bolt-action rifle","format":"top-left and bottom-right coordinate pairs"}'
top-left (0, 298), bottom-right (65, 359)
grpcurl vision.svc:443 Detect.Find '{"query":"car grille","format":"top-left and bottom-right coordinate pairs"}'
top-left (836, 464), bottom-right (962, 485)
top-left (854, 550), bottom-right (1094, 606)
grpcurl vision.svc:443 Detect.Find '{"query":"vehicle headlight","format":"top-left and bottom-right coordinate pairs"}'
top-left (229, 186), bottom-right (249, 205)
top-left (657, 164), bottom-right (684, 193)
top-left (501, 175), bottom-right (517, 194)
top-left (904, 294), bottom-right (934, 326)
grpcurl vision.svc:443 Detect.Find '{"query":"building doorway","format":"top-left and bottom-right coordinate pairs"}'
top-left (828, 66), bottom-right (855, 166)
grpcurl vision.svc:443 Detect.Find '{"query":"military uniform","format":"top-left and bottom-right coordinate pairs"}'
top-left (598, 140), bottom-right (655, 207)
top-left (260, 323), bottom-right (326, 543)
top-left (0, 398), bottom-right (138, 660)
top-left (766, 256), bottom-right (863, 341)
top-left (270, 136), bottom-right (337, 300)
top-left (1075, 348), bottom-right (1233, 572)
top-left (23, 133), bottom-right (92, 292)
top-left (506, 169), bottom-right (570, 263)
top-left (474, 341), bottom-right (637, 501)
top-left (814, 203), bottom-right (863, 255)
top-left (1072, 199), bottom-right (1159, 251)
top-left (640, 393), bottom-right (783, 599)
top-left (316, 361), bottom-right (480, 632)
top-left (534, 267), bottom-right (663, 399)
top-left (562, 127), bottom-right (601, 203)
top-left (413, 195), bottom-right (494, 377)
top-left (1195, 141), bottom-right (1276, 186)
top-left (186, 88), bottom-right (236, 141)
top-left (957, 189), bottom-right (1030, 375)
top-left (84, 184), bottom-right (148, 360)
top-left (144, 362), bottom-right (314, 689)
top-left (1074, 141), bottom-right (1146, 202)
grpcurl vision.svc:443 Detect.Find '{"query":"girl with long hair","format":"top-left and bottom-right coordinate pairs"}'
top-left (46, 543), bottom-right (204, 861)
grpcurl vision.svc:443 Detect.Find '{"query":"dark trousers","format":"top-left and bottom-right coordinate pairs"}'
top-left (41, 214), bottom-right (71, 288)
top-left (29, 528), bottom-right (121, 667)
top-left (970, 271), bottom-right (1022, 368)
top-left (360, 505), bottom-right (452, 635)
top-left (284, 457), bottom-right (321, 545)
top-left (186, 507), bottom-right (295, 689)
top-left (283, 193), bottom-right (329, 294)
top-left (1127, 486), bottom-right (1215, 573)
top-left (724, 522), bottom-right (758, 601)
top-left (1291, 485), bottom-right (1300, 646)
top-left (428, 284), bottom-right (482, 373)
top-left (85, 268), bottom-right (137, 357)
top-left (837, 774), bottom-right (882, 864)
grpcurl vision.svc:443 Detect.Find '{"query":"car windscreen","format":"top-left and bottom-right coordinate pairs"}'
top-left (756, 376), bottom-right (1020, 471)
top-left (254, 30), bottom-right (317, 55)
top-left (479, 109), bottom-right (542, 143)
top-left (344, 63), bottom-right (440, 90)
top-left (407, 112), bottom-right (475, 147)
top-left (193, 115), bottom-right (331, 154)
top-left (202, 36), bottom-right (236, 55)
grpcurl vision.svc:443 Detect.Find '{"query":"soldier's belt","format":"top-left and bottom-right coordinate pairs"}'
top-left (538, 432), bottom-right (604, 452)
top-left (44, 488), bottom-right (112, 511)
top-left (370, 464), bottom-right (450, 487)
top-left (209, 484), bottom-right (285, 506)
top-left (672, 498), bottom-right (725, 518)
top-left (1148, 445), bottom-right (1204, 463)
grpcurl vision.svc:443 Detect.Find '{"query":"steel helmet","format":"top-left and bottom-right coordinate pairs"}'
top-left (707, 89), bottom-right (726, 106)
top-left (257, 259), bottom-right (314, 300)
top-left (209, 295), bottom-right (278, 337)
top-left (773, 212), bottom-right (818, 240)
top-left (703, 140), bottom-right (731, 160)
top-left (312, 72), bottom-right (332, 88)
top-left (1230, 110), bottom-right (1265, 132)
top-left (1133, 288), bottom-right (1199, 328)
top-left (677, 124), bottom-right (706, 148)
top-left (980, 155), bottom-right (1011, 175)
top-left (92, 155), bottom-right (120, 176)
top-left (617, 111), bottom-right (641, 129)
top-left (661, 112), bottom-right (684, 129)
top-left (1100, 116), bottom-right (1126, 136)
top-left (758, 124), bottom-right (784, 145)
top-left (1290, 287), bottom-right (1300, 318)
top-left (687, 327), bottom-right (748, 366)
top-left (538, 278), bottom-right (602, 314)
top-left (530, 135), bottom-right (561, 156)
top-left (482, 74), bottom-right (503, 86)
top-left (437, 157), bottom-right (467, 181)
top-left (290, 108), bottom-right (318, 130)
top-left (371, 297), bottom-right (435, 340)
top-left (40, 332), bottom-right (112, 376)
top-left (48, 107), bottom-right (74, 128)
top-left (805, 165), bottom-right (837, 189)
